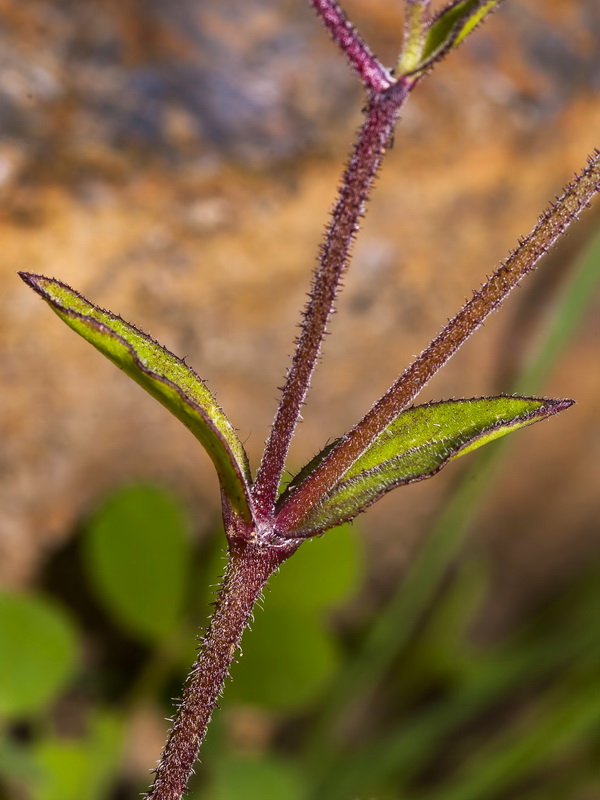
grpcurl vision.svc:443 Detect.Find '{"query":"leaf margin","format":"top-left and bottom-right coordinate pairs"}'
top-left (275, 395), bottom-right (573, 538)
top-left (19, 272), bottom-right (253, 522)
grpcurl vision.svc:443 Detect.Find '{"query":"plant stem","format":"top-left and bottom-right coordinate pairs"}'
top-left (275, 150), bottom-right (600, 535)
top-left (146, 538), bottom-right (295, 800)
top-left (308, 0), bottom-right (393, 92)
top-left (252, 80), bottom-right (409, 521)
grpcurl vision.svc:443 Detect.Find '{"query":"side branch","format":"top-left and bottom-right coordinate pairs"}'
top-left (309, 0), bottom-right (393, 92)
top-left (275, 150), bottom-right (600, 535)
top-left (252, 83), bottom-right (409, 521)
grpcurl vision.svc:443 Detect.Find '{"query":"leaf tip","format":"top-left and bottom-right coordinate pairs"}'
top-left (546, 397), bottom-right (575, 415)
top-left (18, 271), bottom-right (39, 289)
top-left (18, 271), bottom-right (56, 300)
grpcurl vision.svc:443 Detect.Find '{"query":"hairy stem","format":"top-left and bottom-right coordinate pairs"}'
top-left (252, 81), bottom-right (409, 521)
top-left (308, 0), bottom-right (393, 91)
top-left (146, 538), bottom-right (295, 800)
top-left (275, 150), bottom-right (600, 535)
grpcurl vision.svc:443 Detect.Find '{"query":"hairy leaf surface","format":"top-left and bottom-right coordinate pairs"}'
top-left (276, 396), bottom-right (571, 538)
top-left (397, 0), bottom-right (429, 74)
top-left (411, 0), bottom-right (503, 75)
top-left (20, 273), bottom-right (252, 520)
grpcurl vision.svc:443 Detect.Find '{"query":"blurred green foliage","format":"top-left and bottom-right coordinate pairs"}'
top-left (83, 485), bottom-right (190, 642)
top-left (1, 229), bottom-right (599, 799)
top-left (200, 754), bottom-right (308, 800)
top-left (0, 592), bottom-right (78, 718)
top-left (32, 712), bottom-right (122, 800)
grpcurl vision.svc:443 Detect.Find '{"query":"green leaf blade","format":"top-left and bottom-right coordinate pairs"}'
top-left (32, 712), bottom-right (123, 800)
top-left (268, 523), bottom-right (362, 613)
top-left (202, 754), bottom-right (308, 800)
top-left (0, 592), bottom-right (79, 718)
top-left (84, 484), bottom-right (190, 642)
top-left (277, 396), bottom-right (571, 538)
top-left (227, 603), bottom-right (339, 711)
top-left (20, 273), bottom-right (252, 521)
top-left (412, 0), bottom-right (503, 75)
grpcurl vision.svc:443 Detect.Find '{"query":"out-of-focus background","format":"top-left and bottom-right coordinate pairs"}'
top-left (1, 1), bottom-right (599, 798)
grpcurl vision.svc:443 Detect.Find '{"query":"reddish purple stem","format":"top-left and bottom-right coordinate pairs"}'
top-left (308, 0), bottom-right (393, 92)
top-left (251, 0), bottom-right (402, 521)
top-left (251, 81), bottom-right (408, 522)
top-left (251, 0), bottom-right (406, 522)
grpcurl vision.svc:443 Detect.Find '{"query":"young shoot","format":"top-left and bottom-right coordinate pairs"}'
top-left (20, 2), bottom-right (600, 798)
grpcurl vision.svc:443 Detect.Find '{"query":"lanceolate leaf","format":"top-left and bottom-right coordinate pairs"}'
top-left (408, 0), bottom-right (503, 75)
top-left (276, 396), bottom-right (571, 538)
top-left (20, 273), bottom-right (253, 521)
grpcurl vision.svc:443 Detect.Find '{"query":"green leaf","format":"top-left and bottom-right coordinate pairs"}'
top-left (33, 743), bottom-right (88, 800)
top-left (0, 592), bottom-right (78, 718)
top-left (0, 736), bottom-right (42, 784)
top-left (84, 484), bottom-right (190, 641)
top-left (80, 711), bottom-right (123, 800)
top-left (32, 711), bottom-right (123, 800)
top-left (246, 526), bottom-right (360, 704)
top-left (277, 396), bottom-right (571, 537)
top-left (201, 755), bottom-right (308, 800)
top-left (401, 558), bottom-right (489, 687)
top-left (193, 526), bottom-right (360, 712)
top-left (19, 273), bottom-right (252, 521)
top-left (227, 603), bottom-right (338, 712)
top-left (411, 0), bottom-right (503, 75)
top-left (268, 523), bottom-right (362, 613)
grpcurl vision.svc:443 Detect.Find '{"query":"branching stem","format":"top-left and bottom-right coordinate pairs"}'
top-left (275, 151), bottom-right (600, 535)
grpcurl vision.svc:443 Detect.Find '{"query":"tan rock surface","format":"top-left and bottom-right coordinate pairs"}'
top-left (1, 0), bottom-right (599, 625)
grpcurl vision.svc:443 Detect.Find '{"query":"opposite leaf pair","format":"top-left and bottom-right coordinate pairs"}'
top-left (19, 273), bottom-right (570, 543)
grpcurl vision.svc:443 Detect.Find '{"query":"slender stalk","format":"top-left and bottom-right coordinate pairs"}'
top-left (146, 538), bottom-right (296, 800)
top-left (275, 150), bottom-right (600, 535)
top-left (308, 0), bottom-right (393, 92)
top-left (252, 81), bottom-right (409, 521)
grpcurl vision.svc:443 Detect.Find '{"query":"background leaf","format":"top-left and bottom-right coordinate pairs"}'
top-left (83, 484), bottom-right (190, 642)
top-left (19, 273), bottom-right (252, 521)
top-left (200, 754), bottom-right (308, 800)
top-left (197, 524), bottom-right (362, 713)
top-left (0, 592), bottom-right (78, 718)
top-left (267, 523), bottom-right (361, 613)
top-left (32, 711), bottom-right (123, 800)
top-left (227, 603), bottom-right (338, 712)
